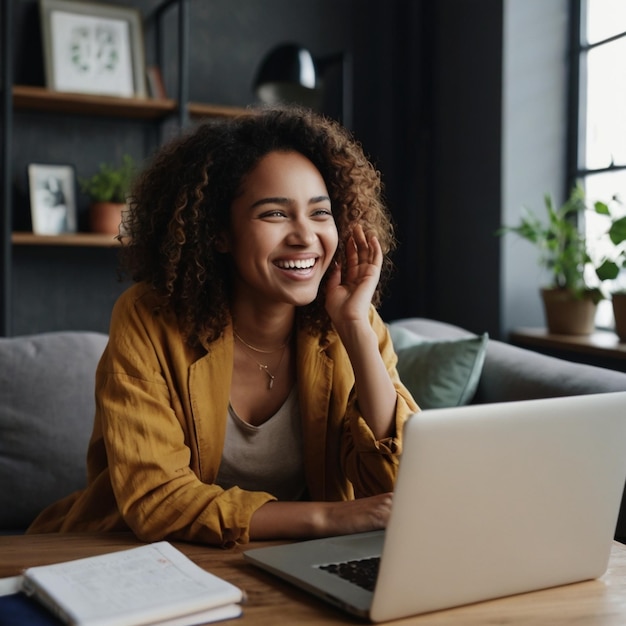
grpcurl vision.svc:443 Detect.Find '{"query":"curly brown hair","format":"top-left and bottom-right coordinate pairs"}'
top-left (120, 105), bottom-right (396, 346)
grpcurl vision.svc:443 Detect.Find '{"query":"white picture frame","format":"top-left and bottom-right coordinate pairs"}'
top-left (28, 164), bottom-right (78, 235)
top-left (39, 0), bottom-right (147, 98)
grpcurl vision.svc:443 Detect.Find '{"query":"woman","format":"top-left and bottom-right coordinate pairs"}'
top-left (28, 106), bottom-right (418, 547)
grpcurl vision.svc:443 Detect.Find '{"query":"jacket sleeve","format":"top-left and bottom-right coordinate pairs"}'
top-left (96, 291), bottom-right (275, 548)
top-left (341, 308), bottom-right (419, 498)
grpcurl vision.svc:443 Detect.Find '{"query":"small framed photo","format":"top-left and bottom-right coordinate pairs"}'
top-left (39, 0), bottom-right (147, 98)
top-left (28, 164), bottom-right (78, 235)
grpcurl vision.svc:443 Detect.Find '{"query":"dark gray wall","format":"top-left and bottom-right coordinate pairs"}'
top-left (12, 246), bottom-right (123, 334)
top-left (420, 0), bottom-right (504, 336)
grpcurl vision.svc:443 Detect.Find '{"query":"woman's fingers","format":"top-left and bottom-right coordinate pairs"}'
top-left (345, 225), bottom-right (382, 275)
top-left (323, 493), bottom-right (393, 536)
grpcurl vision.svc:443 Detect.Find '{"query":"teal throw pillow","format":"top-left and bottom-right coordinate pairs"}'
top-left (388, 324), bottom-right (489, 410)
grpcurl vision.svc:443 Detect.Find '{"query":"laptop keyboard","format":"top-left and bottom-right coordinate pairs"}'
top-left (317, 556), bottom-right (381, 592)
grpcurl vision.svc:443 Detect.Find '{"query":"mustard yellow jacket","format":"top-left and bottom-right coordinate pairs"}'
top-left (28, 283), bottom-right (418, 546)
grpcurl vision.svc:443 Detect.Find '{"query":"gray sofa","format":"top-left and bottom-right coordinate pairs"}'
top-left (0, 331), bottom-right (108, 534)
top-left (2, 319), bottom-right (626, 539)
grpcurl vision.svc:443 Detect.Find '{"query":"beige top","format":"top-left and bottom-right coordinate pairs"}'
top-left (216, 388), bottom-right (306, 501)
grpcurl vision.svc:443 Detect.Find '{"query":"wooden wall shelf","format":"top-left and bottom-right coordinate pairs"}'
top-left (12, 232), bottom-right (120, 247)
top-left (187, 102), bottom-right (250, 119)
top-left (13, 86), bottom-right (247, 120)
top-left (13, 85), bottom-right (176, 119)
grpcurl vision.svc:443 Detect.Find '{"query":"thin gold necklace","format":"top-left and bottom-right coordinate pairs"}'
top-left (234, 334), bottom-right (287, 390)
top-left (233, 329), bottom-right (289, 354)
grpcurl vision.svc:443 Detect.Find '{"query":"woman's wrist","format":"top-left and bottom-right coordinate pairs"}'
top-left (249, 501), bottom-right (330, 540)
top-left (334, 319), bottom-right (377, 356)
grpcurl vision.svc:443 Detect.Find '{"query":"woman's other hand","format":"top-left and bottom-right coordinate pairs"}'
top-left (249, 492), bottom-right (393, 541)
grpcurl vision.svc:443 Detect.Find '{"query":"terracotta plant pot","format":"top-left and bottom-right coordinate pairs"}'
top-left (612, 293), bottom-right (626, 342)
top-left (89, 201), bottom-right (125, 235)
top-left (541, 288), bottom-right (598, 335)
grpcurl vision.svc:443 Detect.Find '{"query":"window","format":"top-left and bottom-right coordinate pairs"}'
top-left (572, 0), bottom-right (626, 327)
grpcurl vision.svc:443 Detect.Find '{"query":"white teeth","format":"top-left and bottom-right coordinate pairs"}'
top-left (276, 258), bottom-right (316, 269)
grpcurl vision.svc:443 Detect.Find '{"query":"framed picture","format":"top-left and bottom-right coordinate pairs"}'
top-left (39, 0), bottom-right (147, 98)
top-left (28, 164), bottom-right (78, 235)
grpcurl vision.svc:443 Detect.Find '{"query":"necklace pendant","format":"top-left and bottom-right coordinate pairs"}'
top-left (257, 363), bottom-right (275, 390)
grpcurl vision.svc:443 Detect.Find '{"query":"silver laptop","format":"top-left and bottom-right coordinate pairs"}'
top-left (244, 391), bottom-right (626, 622)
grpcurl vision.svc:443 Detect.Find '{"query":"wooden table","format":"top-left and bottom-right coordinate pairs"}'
top-left (2, 533), bottom-right (626, 625)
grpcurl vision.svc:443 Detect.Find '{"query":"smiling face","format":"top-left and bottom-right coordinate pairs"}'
top-left (222, 150), bottom-right (339, 310)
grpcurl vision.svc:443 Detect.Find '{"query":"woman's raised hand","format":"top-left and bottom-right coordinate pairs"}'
top-left (324, 224), bottom-right (383, 326)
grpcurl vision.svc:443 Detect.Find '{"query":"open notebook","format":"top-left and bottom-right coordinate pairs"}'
top-left (244, 391), bottom-right (626, 622)
top-left (4, 542), bottom-right (243, 626)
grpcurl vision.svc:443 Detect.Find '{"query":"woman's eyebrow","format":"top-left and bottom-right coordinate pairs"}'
top-left (250, 195), bottom-right (331, 209)
top-left (250, 196), bottom-right (290, 209)
top-left (310, 195), bottom-right (331, 204)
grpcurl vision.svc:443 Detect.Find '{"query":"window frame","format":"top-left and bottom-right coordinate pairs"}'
top-left (568, 0), bottom-right (626, 329)
top-left (568, 0), bottom-right (626, 190)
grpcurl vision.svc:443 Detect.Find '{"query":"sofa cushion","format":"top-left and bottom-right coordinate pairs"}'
top-left (0, 331), bottom-right (108, 532)
top-left (388, 323), bottom-right (488, 409)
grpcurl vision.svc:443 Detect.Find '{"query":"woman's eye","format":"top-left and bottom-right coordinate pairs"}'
top-left (260, 210), bottom-right (287, 218)
top-left (312, 208), bottom-right (333, 217)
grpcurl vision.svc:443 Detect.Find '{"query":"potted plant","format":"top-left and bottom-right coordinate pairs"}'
top-left (79, 154), bottom-right (136, 235)
top-left (594, 198), bottom-right (626, 340)
top-left (499, 184), bottom-right (609, 335)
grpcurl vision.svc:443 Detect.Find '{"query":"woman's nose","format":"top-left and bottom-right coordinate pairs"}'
top-left (288, 218), bottom-right (317, 245)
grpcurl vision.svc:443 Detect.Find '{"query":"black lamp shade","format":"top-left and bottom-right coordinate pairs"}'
top-left (253, 43), bottom-right (350, 128)
top-left (254, 44), bottom-right (318, 89)
top-left (253, 43), bottom-right (323, 109)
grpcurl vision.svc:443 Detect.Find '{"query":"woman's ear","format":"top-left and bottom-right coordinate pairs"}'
top-left (215, 231), bottom-right (230, 253)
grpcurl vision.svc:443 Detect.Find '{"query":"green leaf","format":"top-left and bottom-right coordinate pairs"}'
top-left (609, 215), bottom-right (626, 246)
top-left (596, 259), bottom-right (620, 281)
top-left (594, 201), bottom-right (610, 215)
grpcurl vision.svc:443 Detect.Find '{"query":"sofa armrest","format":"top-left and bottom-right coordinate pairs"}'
top-left (476, 339), bottom-right (626, 404)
